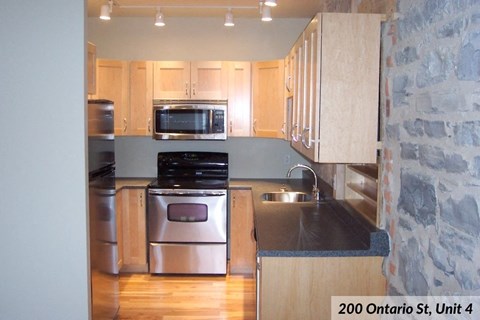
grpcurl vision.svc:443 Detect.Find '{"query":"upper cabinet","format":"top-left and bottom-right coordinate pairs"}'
top-left (252, 60), bottom-right (285, 139)
top-left (87, 42), bottom-right (96, 95)
top-left (153, 61), bottom-right (228, 100)
top-left (289, 13), bottom-right (382, 163)
top-left (95, 59), bottom-right (153, 136)
top-left (95, 59), bottom-right (130, 136)
top-left (227, 62), bottom-right (252, 137)
top-left (129, 61), bottom-right (153, 136)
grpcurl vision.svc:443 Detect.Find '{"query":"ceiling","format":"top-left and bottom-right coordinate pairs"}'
top-left (87, 0), bottom-right (353, 20)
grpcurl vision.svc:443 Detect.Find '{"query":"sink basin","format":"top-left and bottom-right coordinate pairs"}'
top-left (262, 192), bottom-right (312, 203)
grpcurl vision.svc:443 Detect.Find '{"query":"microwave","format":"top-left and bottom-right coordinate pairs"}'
top-left (152, 100), bottom-right (227, 140)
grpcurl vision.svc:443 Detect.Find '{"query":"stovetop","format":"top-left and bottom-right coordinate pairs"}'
top-left (149, 151), bottom-right (229, 190)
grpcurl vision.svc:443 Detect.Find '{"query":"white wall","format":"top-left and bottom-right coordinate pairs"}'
top-left (0, 1), bottom-right (89, 319)
top-left (88, 17), bottom-right (310, 61)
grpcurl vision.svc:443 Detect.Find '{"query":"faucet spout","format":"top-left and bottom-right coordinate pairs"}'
top-left (286, 164), bottom-right (320, 201)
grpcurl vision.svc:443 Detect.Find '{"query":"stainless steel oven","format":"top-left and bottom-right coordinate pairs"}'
top-left (147, 152), bottom-right (228, 275)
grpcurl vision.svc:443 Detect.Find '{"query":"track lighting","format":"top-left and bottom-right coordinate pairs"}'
top-left (224, 9), bottom-right (234, 27)
top-left (264, 0), bottom-right (277, 7)
top-left (261, 6), bottom-right (272, 22)
top-left (98, 1), bottom-right (277, 25)
top-left (154, 9), bottom-right (165, 27)
top-left (99, 0), bottom-right (113, 20)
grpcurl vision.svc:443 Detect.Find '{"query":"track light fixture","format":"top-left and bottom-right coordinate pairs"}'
top-left (224, 9), bottom-right (234, 27)
top-left (99, 0), bottom-right (113, 20)
top-left (99, 1), bottom-right (277, 26)
top-left (264, 0), bottom-right (277, 7)
top-left (261, 6), bottom-right (272, 22)
top-left (154, 8), bottom-right (165, 27)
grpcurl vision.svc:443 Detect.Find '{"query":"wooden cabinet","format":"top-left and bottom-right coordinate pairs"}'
top-left (128, 61), bottom-right (153, 136)
top-left (229, 189), bottom-right (256, 275)
top-left (94, 59), bottom-right (130, 136)
top-left (257, 256), bottom-right (386, 320)
top-left (153, 61), bottom-right (228, 100)
top-left (117, 188), bottom-right (148, 273)
top-left (87, 42), bottom-right (96, 95)
top-left (344, 163), bottom-right (380, 226)
top-left (290, 34), bottom-right (304, 149)
top-left (95, 60), bottom-right (153, 136)
top-left (252, 60), bottom-right (285, 138)
top-left (227, 62), bottom-right (251, 137)
top-left (115, 189), bottom-right (124, 271)
top-left (289, 13), bottom-right (382, 163)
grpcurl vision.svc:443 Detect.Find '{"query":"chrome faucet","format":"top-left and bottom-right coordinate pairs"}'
top-left (286, 164), bottom-right (320, 201)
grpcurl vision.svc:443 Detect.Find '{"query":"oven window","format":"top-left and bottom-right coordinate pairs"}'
top-left (156, 109), bottom-right (210, 134)
top-left (167, 203), bottom-right (208, 222)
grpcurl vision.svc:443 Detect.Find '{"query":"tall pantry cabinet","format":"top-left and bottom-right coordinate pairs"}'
top-left (290, 13), bottom-right (382, 164)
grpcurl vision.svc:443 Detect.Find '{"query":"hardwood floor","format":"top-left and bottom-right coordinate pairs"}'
top-left (118, 274), bottom-right (256, 320)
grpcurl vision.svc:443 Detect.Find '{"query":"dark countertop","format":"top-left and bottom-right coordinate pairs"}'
top-left (230, 179), bottom-right (390, 258)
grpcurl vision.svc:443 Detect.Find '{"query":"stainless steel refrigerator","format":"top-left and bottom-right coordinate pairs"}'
top-left (88, 99), bottom-right (119, 319)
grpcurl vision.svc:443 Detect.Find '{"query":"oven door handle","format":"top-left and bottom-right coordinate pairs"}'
top-left (148, 190), bottom-right (226, 197)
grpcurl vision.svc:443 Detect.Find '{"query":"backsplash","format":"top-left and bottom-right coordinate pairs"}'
top-left (115, 136), bottom-right (308, 179)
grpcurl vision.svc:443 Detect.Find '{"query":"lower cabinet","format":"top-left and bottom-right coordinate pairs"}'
top-left (229, 189), bottom-right (256, 275)
top-left (116, 187), bottom-right (148, 273)
top-left (257, 256), bottom-right (386, 320)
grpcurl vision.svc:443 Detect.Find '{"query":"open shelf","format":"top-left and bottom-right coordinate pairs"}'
top-left (348, 164), bottom-right (378, 182)
top-left (345, 199), bottom-right (377, 225)
top-left (344, 163), bottom-right (379, 226)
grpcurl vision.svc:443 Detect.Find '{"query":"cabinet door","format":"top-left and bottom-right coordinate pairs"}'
top-left (191, 61), bottom-right (228, 100)
top-left (95, 59), bottom-right (129, 136)
top-left (129, 61), bottom-right (153, 136)
top-left (252, 60), bottom-right (285, 138)
top-left (227, 62), bottom-right (251, 137)
top-left (259, 257), bottom-right (385, 320)
top-left (120, 188), bottom-right (147, 272)
top-left (290, 37), bottom-right (304, 151)
top-left (115, 190), bottom-right (124, 271)
top-left (317, 13), bottom-right (381, 163)
top-left (153, 61), bottom-right (190, 99)
top-left (299, 16), bottom-right (320, 161)
top-left (230, 190), bottom-right (256, 275)
top-left (87, 42), bottom-right (96, 95)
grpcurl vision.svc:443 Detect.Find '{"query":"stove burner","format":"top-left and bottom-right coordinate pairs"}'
top-left (149, 152), bottom-right (229, 190)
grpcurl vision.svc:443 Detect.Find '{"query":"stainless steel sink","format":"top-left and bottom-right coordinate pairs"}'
top-left (262, 192), bottom-right (312, 203)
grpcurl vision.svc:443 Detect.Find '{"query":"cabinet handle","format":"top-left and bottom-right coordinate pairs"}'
top-left (301, 127), bottom-right (312, 149)
top-left (281, 122), bottom-right (286, 135)
top-left (290, 124), bottom-right (298, 142)
top-left (192, 83), bottom-right (196, 96)
top-left (232, 195), bottom-right (236, 208)
top-left (285, 75), bottom-right (292, 92)
top-left (229, 120), bottom-right (233, 134)
top-left (185, 82), bottom-right (189, 97)
top-left (148, 118), bottom-right (151, 133)
top-left (253, 119), bottom-right (257, 135)
top-left (140, 192), bottom-right (143, 207)
top-left (123, 118), bottom-right (127, 133)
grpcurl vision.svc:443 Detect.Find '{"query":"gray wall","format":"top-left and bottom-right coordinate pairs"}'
top-left (381, 1), bottom-right (480, 294)
top-left (116, 137), bottom-right (307, 178)
top-left (0, 1), bottom-right (90, 319)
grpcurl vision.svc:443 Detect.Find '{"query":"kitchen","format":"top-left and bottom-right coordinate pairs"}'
top-left (2, 0), bottom-right (480, 320)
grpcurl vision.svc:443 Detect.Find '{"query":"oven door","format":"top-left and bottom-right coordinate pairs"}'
top-left (148, 188), bottom-right (227, 243)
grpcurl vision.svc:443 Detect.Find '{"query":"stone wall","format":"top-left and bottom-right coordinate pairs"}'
top-left (381, 0), bottom-right (480, 294)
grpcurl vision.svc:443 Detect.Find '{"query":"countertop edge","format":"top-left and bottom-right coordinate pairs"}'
top-left (231, 179), bottom-right (390, 258)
